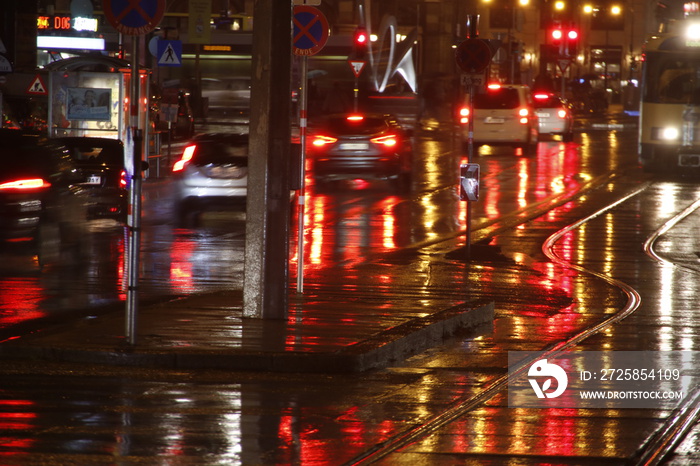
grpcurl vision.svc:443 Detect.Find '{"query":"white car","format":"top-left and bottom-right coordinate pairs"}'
top-left (458, 84), bottom-right (539, 155)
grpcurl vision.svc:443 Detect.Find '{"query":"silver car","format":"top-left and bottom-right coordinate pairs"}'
top-left (172, 133), bottom-right (249, 226)
top-left (532, 92), bottom-right (575, 142)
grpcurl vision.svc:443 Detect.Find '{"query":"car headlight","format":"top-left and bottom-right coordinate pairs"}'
top-left (660, 127), bottom-right (680, 141)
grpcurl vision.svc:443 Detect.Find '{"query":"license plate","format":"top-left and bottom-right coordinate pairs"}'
top-left (339, 143), bottom-right (369, 150)
top-left (211, 166), bottom-right (245, 178)
top-left (19, 200), bottom-right (41, 212)
top-left (679, 153), bottom-right (700, 167)
top-left (536, 112), bottom-right (550, 118)
top-left (86, 175), bottom-right (101, 185)
top-left (484, 117), bottom-right (505, 124)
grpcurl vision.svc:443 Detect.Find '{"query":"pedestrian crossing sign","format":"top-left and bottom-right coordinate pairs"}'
top-left (157, 40), bottom-right (182, 67)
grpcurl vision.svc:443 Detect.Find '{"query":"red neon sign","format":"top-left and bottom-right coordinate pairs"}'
top-left (37, 16), bottom-right (72, 30)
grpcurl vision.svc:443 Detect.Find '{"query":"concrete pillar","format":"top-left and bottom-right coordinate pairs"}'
top-left (243, 1), bottom-right (292, 319)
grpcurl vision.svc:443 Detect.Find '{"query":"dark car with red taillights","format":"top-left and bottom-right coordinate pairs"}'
top-left (0, 130), bottom-right (87, 251)
top-left (57, 137), bottom-right (128, 222)
top-left (308, 113), bottom-right (413, 190)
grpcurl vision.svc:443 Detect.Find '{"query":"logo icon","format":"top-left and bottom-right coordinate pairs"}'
top-left (528, 359), bottom-right (568, 399)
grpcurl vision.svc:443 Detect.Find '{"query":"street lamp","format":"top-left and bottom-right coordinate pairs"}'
top-left (605, 4), bottom-right (622, 91)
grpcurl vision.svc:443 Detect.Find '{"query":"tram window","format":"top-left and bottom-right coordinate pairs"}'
top-left (648, 57), bottom-right (700, 104)
top-left (659, 69), bottom-right (693, 102)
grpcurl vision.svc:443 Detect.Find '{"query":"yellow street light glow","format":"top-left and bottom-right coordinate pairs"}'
top-left (583, 4), bottom-right (594, 14)
top-left (687, 22), bottom-right (700, 40)
top-left (554, 1), bottom-right (565, 11)
top-left (519, 0), bottom-right (529, 6)
top-left (611, 5), bottom-right (622, 15)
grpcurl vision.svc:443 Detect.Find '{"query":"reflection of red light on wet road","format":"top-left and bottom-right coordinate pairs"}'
top-left (0, 279), bottom-right (47, 326)
top-left (0, 400), bottom-right (36, 455)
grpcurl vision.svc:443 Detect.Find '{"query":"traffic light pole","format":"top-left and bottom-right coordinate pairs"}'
top-left (351, 26), bottom-right (367, 112)
top-left (353, 75), bottom-right (359, 112)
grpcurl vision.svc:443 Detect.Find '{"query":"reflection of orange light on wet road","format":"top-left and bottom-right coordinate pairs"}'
top-left (303, 190), bottom-right (399, 268)
top-left (483, 173), bottom-right (501, 220)
top-left (383, 211), bottom-right (396, 249)
top-left (380, 197), bottom-right (397, 250)
top-left (517, 159), bottom-right (529, 208)
top-left (170, 240), bottom-right (195, 292)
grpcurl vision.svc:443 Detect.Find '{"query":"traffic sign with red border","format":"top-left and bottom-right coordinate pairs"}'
top-left (103, 0), bottom-right (166, 36)
top-left (27, 75), bottom-right (47, 95)
top-left (455, 38), bottom-right (493, 74)
top-left (293, 6), bottom-right (329, 56)
top-left (557, 59), bottom-right (571, 73)
top-left (348, 60), bottom-right (366, 78)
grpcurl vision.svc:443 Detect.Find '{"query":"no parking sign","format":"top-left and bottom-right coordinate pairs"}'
top-left (292, 6), bottom-right (329, 56)
top-left (103, 0), bottom-right (165, 35)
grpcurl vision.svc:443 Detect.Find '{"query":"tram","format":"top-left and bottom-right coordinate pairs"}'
top-left (638, 18), bottom-right (700, 173)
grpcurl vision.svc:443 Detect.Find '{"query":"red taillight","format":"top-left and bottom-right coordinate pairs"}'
top-left (458, 107), bottom-right (470, 125)
top-left (120, 170), bottom-right (127, 188)
top-left (534, 93), bottom-right (550, 100)
top-left (487, 83), bottom-right (501, 90)
top-left (311, 135), bottom-right (337, 147)
top-left (346, 114), bottom-right (364, 121)
top-left (173, 145), bottom-right (196, 172)
top-left (0, 178), bottom-right (50, 190)
top-left (518, 108), bottom-right (529, 124)
top-left (371, 134), bottom-right (398, 147)
top-left (557, 109), bottom-right (568, 119)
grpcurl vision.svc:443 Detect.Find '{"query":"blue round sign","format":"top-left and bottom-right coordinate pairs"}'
top-left (103, 0), bottom-right (166, 36)
top-left (293, 6), bottom-right (329, 56)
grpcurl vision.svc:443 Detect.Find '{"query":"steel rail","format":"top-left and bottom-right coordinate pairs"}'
top-left (633, 196), bottom-right (700, 466)
top-left (343, 183), bottom-right (649, 465)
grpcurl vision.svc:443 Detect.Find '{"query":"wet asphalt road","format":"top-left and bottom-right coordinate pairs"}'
top-left (4, 117), bottom-right (700, 464)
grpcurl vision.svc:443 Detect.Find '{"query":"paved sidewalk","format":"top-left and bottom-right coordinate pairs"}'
top-left (0, 284), bottom-right (493, 373)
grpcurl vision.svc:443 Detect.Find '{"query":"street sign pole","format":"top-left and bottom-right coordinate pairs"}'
top-left (292, 5), bottom-right (329, 293)
top-left (296, 55), bottom-right (308, 293)
top-left (455, 16), bottom-right (493, 260)
top-left (103, 0), bottom-right (165, 343)
top-left (126, 37), bottom-right (141, 345)
top-left (466, 82), bottom-right (475, 257)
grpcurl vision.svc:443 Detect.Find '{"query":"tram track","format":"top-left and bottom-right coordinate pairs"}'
top-left (345, 180), bottom-right (700, 465)
top-left (633, 195), bottom-right (700, 466)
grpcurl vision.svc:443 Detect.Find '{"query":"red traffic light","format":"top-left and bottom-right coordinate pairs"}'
top-left (354, 28), bottom-right (368, 45)
top-left (352, 27), bottom-right (368, 59)
top-left (551, 28), bottom-right (578, 42)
